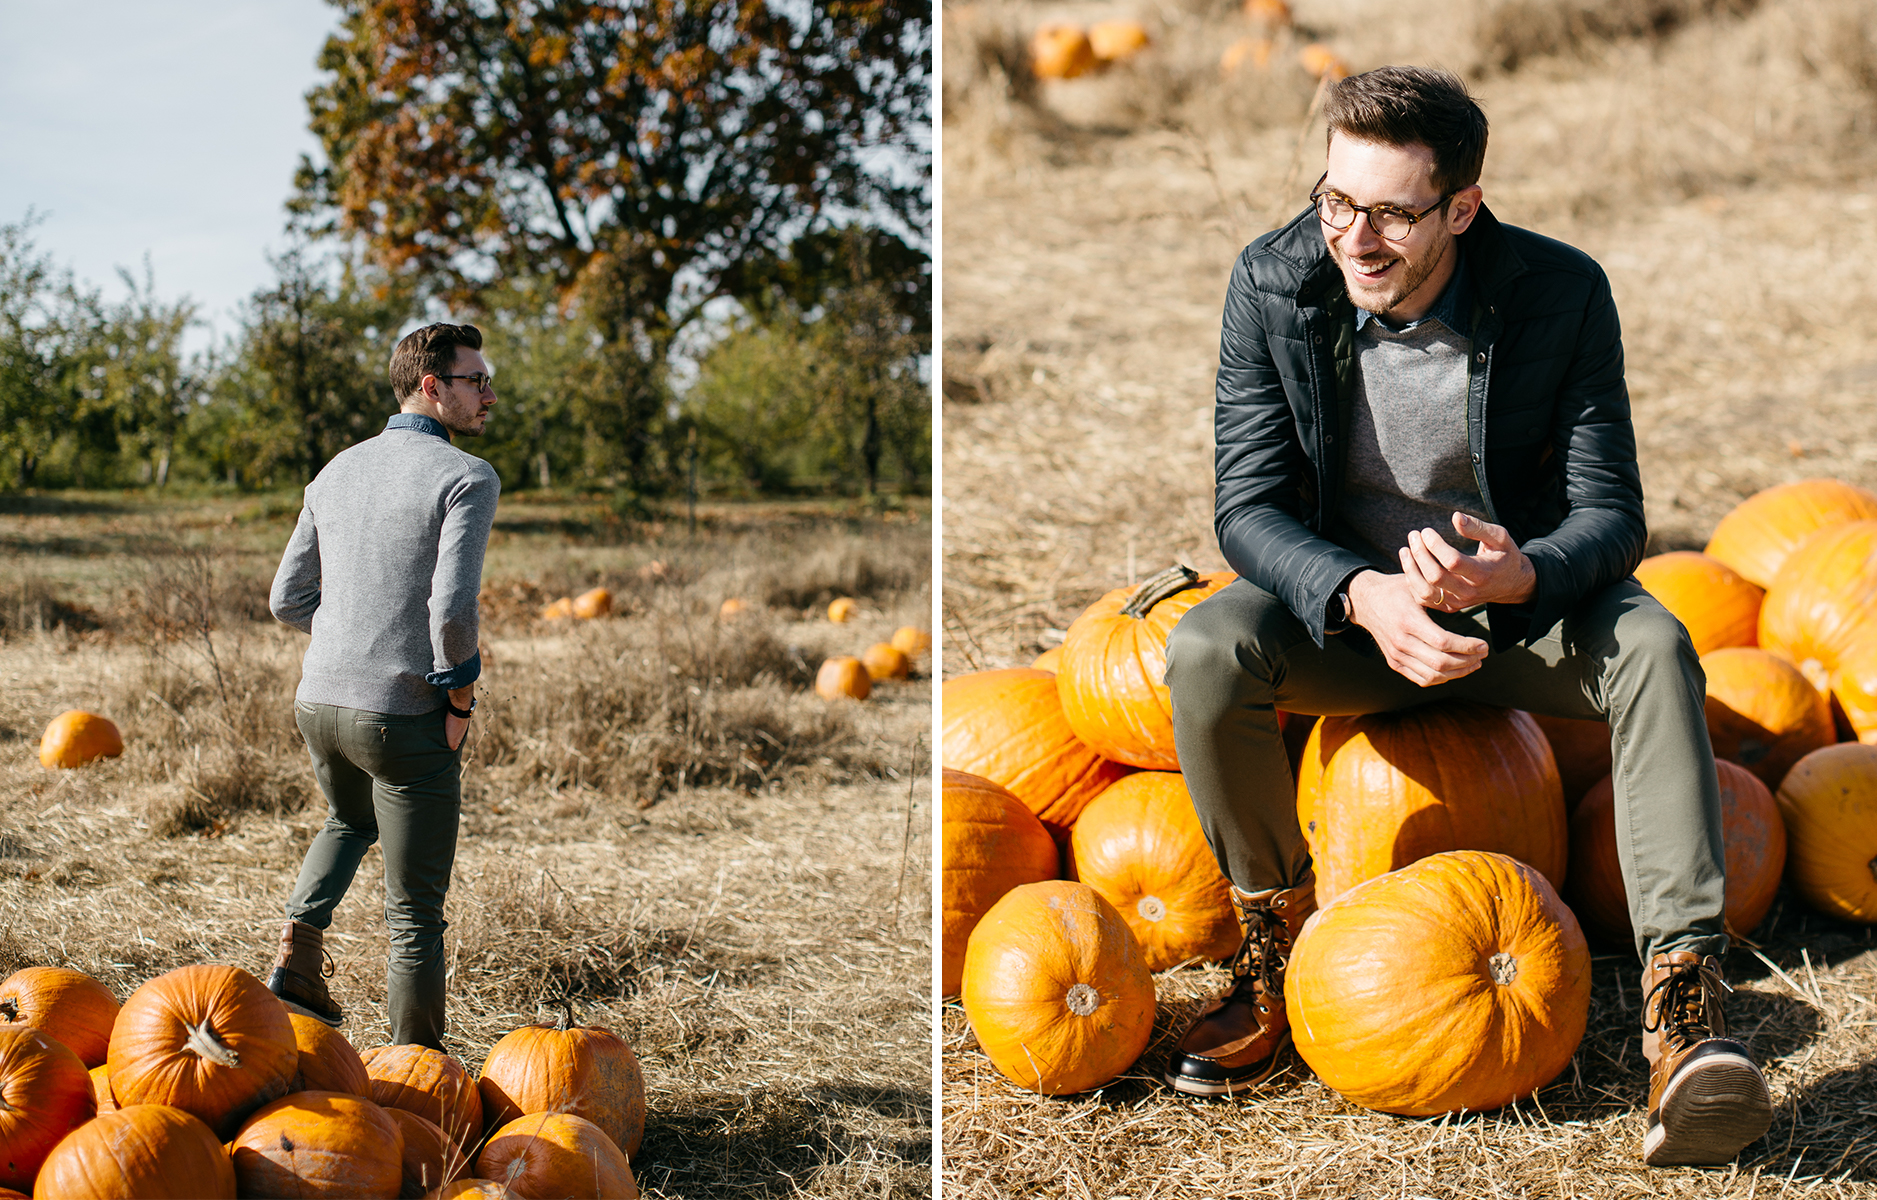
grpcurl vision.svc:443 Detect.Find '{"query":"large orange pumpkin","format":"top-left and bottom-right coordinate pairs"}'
top-left (1757, 519), bottom-right (1877, 692)
top-left (1565, 759), bottom-right (1786, 945)
top-left (1775, 743), bottom-right (1877, 922)
top-left (1067, 771), bottom-right (1238, 971)
top-left (360, 1044), bottom-right (483, 1152)
top-left (106, 964), bottom-right (297, 1139)
top-left (288, 1011), bottom-right (372, 1098)
top-left (0, 967), bottom-right (119, 1068)
top-left (940, 769), bottom-right (1059, 997)
top-left (1285, 850), bottom-right (1591, 1115)
top-left (230, 1090), bottom-right (404, 1200)
top-left (1705, 478), bottom-right (1877, 589)
top-left (0, 1023), bottom-right (95, 1190)
top-left (385, 1107), bottom-right (472, 1198)
top-left (941, 668), bottom-right (1134, 840)
top-left (1055, 566), bottom-right (1235, 770)
top-left (476, 1010), bottom-right (646, 1161)
top-left (1702, 647), bottom-right (1835, 790)
top-left (959, 880), bottom-right (1155, 1095)
top-left (1632, 551), bottom-right (1762, 655)
top-left (33, 1103), bottom-right (236, 1199)
top-left (476, 1112), bottom-right (639, 1199)
top-left (1294, 702), bottom-right (1567, 903)
top-left (1524, 712), bottom-right (1611, 812)
top-left (39, 711), bottom-right (124, 769)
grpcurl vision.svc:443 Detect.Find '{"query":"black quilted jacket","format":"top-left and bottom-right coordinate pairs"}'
top-left (1213, 202), bottom-right (1646, 652)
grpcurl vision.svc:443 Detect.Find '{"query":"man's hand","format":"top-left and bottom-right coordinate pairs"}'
top-left (445, 686), bottom-right (474, 751)
top-left (1347, 569), bottom-right (1489, 687)
top-left (1398, 512), bottom-right (1538, 612)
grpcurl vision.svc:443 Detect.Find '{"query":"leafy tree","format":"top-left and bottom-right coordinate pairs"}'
top-left (0, 218), bottom-right (110, 488)
top-left (96, 262), bottom-right (199, 487)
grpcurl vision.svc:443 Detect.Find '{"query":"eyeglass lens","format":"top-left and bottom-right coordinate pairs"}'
top-left (1316, 196), bottom-right (1415, 240)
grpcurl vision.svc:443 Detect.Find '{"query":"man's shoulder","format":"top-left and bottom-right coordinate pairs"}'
top-left (1234, 208), bottom-right (1332, 302)
top-left (311, 430), bottom-right (501, 490)
top-left (1480, 216), bottom-right (1611, 295)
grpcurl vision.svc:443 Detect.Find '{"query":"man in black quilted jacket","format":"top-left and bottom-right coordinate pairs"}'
top-left (1163, 65), bottom-right (1770, 1166)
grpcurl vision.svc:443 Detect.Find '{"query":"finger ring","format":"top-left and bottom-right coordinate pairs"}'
top-left (1434, 588), bottom-right (1446, 607)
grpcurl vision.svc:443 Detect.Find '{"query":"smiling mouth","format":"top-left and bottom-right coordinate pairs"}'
top-left (1350, 258), bottom-right (1397, 280)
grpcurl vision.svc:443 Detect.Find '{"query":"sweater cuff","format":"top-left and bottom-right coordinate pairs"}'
top-left (425, 651), bottom-right (481, 691)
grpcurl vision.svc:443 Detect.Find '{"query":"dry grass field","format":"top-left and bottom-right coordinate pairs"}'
top-left (942, 0), bottom-right (1877, 1194)
top-left (0, 489), bottom-right (932, 1199)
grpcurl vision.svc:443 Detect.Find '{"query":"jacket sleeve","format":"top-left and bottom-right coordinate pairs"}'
top-left (268, 504), bottom-right (321, 634)
top-left (1213, 246), bottom-right (1372, 645)
top-left (425, 464), bottom-right (500, 691)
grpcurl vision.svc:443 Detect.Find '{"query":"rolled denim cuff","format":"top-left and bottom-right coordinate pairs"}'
top-left (425, 650), bottom-right (481, 691)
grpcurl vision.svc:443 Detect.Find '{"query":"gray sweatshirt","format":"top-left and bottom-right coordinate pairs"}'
top-left (269, 414), bottom-right (500, 714)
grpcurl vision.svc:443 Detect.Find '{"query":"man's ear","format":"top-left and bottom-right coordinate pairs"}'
top-left (1447, 184), bottom-right (1483, 235)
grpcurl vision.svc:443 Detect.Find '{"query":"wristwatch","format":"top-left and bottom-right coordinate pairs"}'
top-left (446, 695), bottom-right (477, 719)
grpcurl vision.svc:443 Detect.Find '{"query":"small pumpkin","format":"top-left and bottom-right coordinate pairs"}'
top-left (540, 597), bottom-right (573, 621)
top-left (960, 880), bottom-right (1155, 1095)
top-left (34, 1103), bottom-right (236, 1199)
top-left (385, 1107), bottom-right (472, 1199)
top-left (475, 1112), bottom-right (639, 1199)
top-left (826, 596), bottom-right (858, 623)
top-left (1286, 850), bottom-right (1591, 1116)
top-left (1030, 24), bottom-right (1096, 79)
top-left (941, 769), bottom-right (1060, 997)
top-left (1243, 0), bottom-right (1291, 25)
top-left (39, 711), bottom-right (124, 770)
top-left (288, 1010), bottom-right (372, 1097)
top-left (359, 1044), bottom-right (483, 1151)
top-left (1775, 743), bottom-right (1877, 922)
top-left (0, 1023), bottom-right (95, 1190)
top-left (1067, 771), bottom-right (1238, 971)
top-left (1087, 19), bottom-right (1149, 62)
top-left (1705, 477), bottom-right (1877, 588)
top-left (1297, 42), bottom-right (1351, 80)
top-left (860, 642), bottom-right (911, 682)
top-left (889, 626), bottom-right (931, 656)
top-left (718, 597), bottom-right (749, 620)
top-left (1524, 712), bottom-right (1611, 812)
top-left (571, 588), bottom-right (613, 620)
top-left (0, 966), bottom-right (119, 1067)
top-left (1758, 519), bottom-right (1877, 692)
top-left (477, 1008), bottom-right (646, 1161)
top-left (1702, 647), bottom-right (1835, 790)
top-left (1632, 551), bottom-right (1762, 656)
top-left (815, 656), bottom-right (872, 700)
top-left (230, 1090), bottom-right (404, 1200)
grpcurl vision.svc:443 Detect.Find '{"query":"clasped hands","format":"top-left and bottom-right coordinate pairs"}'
top-left (1345, 512), bottom-right (1537, 688)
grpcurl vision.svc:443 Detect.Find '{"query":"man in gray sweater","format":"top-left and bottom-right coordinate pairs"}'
top-left (266, 322), bottom-right (499, 1049)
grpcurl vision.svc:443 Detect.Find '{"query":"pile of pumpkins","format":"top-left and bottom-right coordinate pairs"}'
top-left (1030, 19), bottom-right (1151, 80)
top-left (0, 962), bottom-right (645, 1199)
top-left (941, 477), bottom-right (1877, 1112)
top-left (540, 587), bottom-right (615, 622)
top-left (1218, 0), bottom-right (1350, 80)
top-left (814, 600), bottom-right (931, 702)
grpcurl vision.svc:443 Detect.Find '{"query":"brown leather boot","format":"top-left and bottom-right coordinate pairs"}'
top-left (1641, 950), bottom-right (1771, 1166)
top-left (1164, 871), bottom-right (1315, 1097)
top-left (267, 919), bottom-right (344, 1026)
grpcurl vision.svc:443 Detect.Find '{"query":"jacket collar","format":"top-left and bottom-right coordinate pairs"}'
top-left (386, 412), bottom-right (451, 440)
top-left (1271, 201), bottom-right (1528, 309)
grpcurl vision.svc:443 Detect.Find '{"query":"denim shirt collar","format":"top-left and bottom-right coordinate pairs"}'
top-left (385, 412), bottom-right (451, 440)
top-left (1355, 243), bottom-right (1470, 337)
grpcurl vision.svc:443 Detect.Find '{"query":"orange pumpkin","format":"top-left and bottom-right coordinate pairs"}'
top-left (476, 1112), bottom-right (639, 1199)
top-left (90, 1062), bottom-right (118, 1114)
top-left (890, 626), bottom-right (931, 657)
top-left (1030, 646), bottom-right (1063, 673)
top-left (1633, 551), bottom-right (1762, 655)
top-left (39, 711), bottom-right (124, 770)
top-left (476, 1010), bottom-right (646, 1161)
top-left (940, 769), bottom-right (1060, 997)
top-left (860, 642), bottom-right (911, 681)
top-left (571, 587), bottom-right (613, 619)
top-left (960, 880), bottom-right (1155, 1095)
top-left (1067, 772), bottom-right (1238, 971)
top-left (0, 1023), bottom-right (94, 1190)
top-left (230, 1090), bottom-right (403, 1199)
top-left (1524, 712), bottom-right (1611, 812)
top-left (1775, 743), bottom-right (1877, 922)
top-left (1705, 478), bottom-right (1877, 588)
top-left (539, 597), bottom-right (573, 621)
top-left (1285, 850), bottom-right (1591, 1116)
top-left (1566, 759), bottom-right (1785, 944)
top-left (827, 597), bottom-right (858, 623)
top-left (386, 1106), bottom-right (472, 1198)
top-left (1030, 24), bottom-right (1096, 79)
top-left (0, 966), bottom-right (119, 1067)
top-left (1830, 637), bottom-right (1877, 743)
top-left (360, 1044), bottom-right (483, 1152)
top-left (1243, 0), bottom-right (1291, 25)
top-left (34, 1103), bottom-right (236, 1199)
top-left (1087, 19), bottom-right (1150, 62)
top-left (1702, 647), bottom-right (1835, 790)
top-left (1055, 567), bottom-right (1234, 770)
top-left (287, 1011), bottom-right (372, 1098)
top-left (1758, 519), bottom-right (1877, 691)
top-left (718, 597), bottom-right (749, 620)
top-left (1220, 36), bottom-right (1274, 74)
top-left (1297, 42), bottom-right (1351, 80)
top-left (815, 656), bottom-right (872, 700)
top-left (106, 964), bottom-right (297, 1139)
top-left (1295, 702), bottom-right (1567, 903)
top-left (942, 668), bottom-right (1135, 840)
top-left (433, 1182), bottom-right (513, 1199)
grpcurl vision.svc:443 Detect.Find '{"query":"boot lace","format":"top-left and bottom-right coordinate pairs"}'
top-left (1642, 956), bottom-right (1732, 1051)
top-left (1228, 902), bottom-right (1290, 996)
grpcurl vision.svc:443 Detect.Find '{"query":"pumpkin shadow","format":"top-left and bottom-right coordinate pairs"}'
top-left (637, 1082), bottom-right (929, 1192)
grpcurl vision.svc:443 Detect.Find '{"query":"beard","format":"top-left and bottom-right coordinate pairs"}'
top-left (1328, 223), bottom-right (1455, 319)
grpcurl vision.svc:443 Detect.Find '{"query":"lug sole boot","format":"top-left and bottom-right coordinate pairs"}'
top-left (1641, 950), bottom-right (1771, 1167)
top-left (267, 919), bottom-right (344, 1027)
top-left (1164, 871), bottom-right (1315, 1097)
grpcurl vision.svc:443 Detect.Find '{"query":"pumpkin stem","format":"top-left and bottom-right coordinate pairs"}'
top-left (555, 996), bottom-right (578, 1032)
top-left (181, 1016), bottom-right (242, 1068)
top-left (1488, 952), bottom-right (1519, 987)
top-left (1119, 565), bottom-right (1201, 619)
top-left (1064, 983), bottom-right (1102, 1016)
top-left (0, 1000), bottom-right (16, 1022)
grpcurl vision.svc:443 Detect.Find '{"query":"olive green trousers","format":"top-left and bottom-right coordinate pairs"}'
top-left (1165, 576), bottom-right (1727, 963)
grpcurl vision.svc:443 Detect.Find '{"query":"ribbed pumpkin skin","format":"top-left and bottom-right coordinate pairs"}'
top-left (1775, 743), bottom-right (1877, 922)
top-left (0, 967), bottom-right (119, 1068)
top-left (960, 881), bottom-right (1155, 1095)
top-left (476, 1020), bottom-right (646, 1160)
top-left (1702, 648), bottom-right (1836, 790)
top-left (106, 964), bottom-right (296, 1140)
top-left (34, 1104), bottom-right (236, 1199)
top-left (385, 1107), bottom-right (471, 1198)
top-left (942, 668), bottom-right (1135, 840)
top-left (360, 1045), bottom-right (483, 1152)
top-left (940, 769), bottom-right (1059, 997)
top-left (0, 1023), bottom-right (95, 1190)
top-left (1565, 759), bottom-right (1785, 944)
top-left (1524, 712), bottom-right (1610, 812)
top-left (38, 711), bottom-right (124, 769)
top-left (288, 1012), bottom-right (372, 1098)
top-left (1055, 570), bottom-right (1235, 770)
top-left (1068, 772), bottom-right (1238, 971)
top-left (1295, 703), bottom-right (1567, 903)
top-left (1285, 850), bottom-right (1591, 1116)
top-left (1758, 520), bottom-right (1877, 690)
top-left (476, 1112), bottom-right (639, 1199)
top-left (1706, 478), bottom-right (1877, 589)
top-left (231, 1090), bottom-right (404, 1200)
top-left (1633, 551), bottom-right (1762, 655)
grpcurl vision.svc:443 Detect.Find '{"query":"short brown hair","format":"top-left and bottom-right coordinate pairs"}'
top-left (389, 323), bottom-right (483, 401)
top-left (1323, 66), bottom-right (1489, 195)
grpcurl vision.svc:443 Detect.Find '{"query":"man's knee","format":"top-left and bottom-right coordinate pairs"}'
top-left (1165, 581), bottom-right (1293, 704)
top-left (1608, 594), bottom-right (1702, 682)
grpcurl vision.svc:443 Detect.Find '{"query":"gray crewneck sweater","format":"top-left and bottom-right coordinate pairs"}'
top-left (270, 414), bottom-right (500, 714)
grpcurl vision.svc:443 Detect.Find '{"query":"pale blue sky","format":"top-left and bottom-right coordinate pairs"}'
top-left (0, 1), bottom-right (337, 356)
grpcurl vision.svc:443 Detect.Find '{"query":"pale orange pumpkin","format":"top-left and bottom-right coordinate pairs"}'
top-left (0, 966), bottom-right (119, 1067)
top-left (1524, 712), bottom-right (1611, 812)
top-left (359, 1044), bottom-right (483, 1151)
top-left (1297, 42), bottom-right (1351, 80)
top-left (230, 1090), bottom-right (404, 1200)
top-left (1055, 566), bottom-right (1235, 770)
top-left (571, 587), bottom-right (613, 619)
top-left (1030, 24), bottom-right (1096, 79)
top-left (540, 597), bottom-right (573, 621)
top-left (860, 642), bottom-right (910, 681)
top-left (476, 1009), bottom-right (646, 1161)
top-left (1705, 478), bottom-right (1877, 588)
top-left (287, 1011), bottom-right (372, 1098)
top-left (1068, 772), bottom-right (1238, 971)
top-left (827, 596), bottom-right (858, 623)
top-left (1286, 850), bottom-right (1591, 1116)
top-left (718, 597), bottom-right (749, 620)
top-left (386, 1106), bottom-right (472, 1198)
top-left (0, 1023), bottom-right (95, 1190)
top-left (1702, 647), bottom-right (1835, 790)
top-left (941, 769), bottom-right (1060, 997)
top-left (1633, 551), bottom-right (1762, 655)
top-left (1775, 743), bottom-right (1877, 922)
top-left (34, 1103), bottom-right (236, 1199)
top-left (942, 668), bottom-right (1135, 840)
top-left (1757, 519), bottom-right (1877, 691)
top-left (1087, 20), bottom-right (1149, 62)
top-left (815, 656), bottom-right (872, 700)
top-left (1243, 0), bottom-right (1291, 25)
top-left (39, 711), bottom-right (123, 770)
top-left (476, 1112), bottom-right (639, 1199)
top-left (1295, 702), bottom-right (1567, 903)
top-left (890, 626), bottom-right (931, 657)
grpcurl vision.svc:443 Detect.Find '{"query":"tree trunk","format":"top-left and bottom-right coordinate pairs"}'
top-left (862, 391), bottom-right (881, 497)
